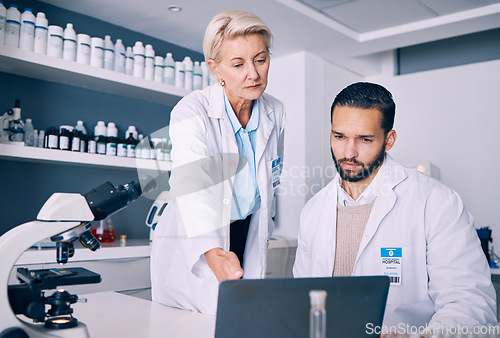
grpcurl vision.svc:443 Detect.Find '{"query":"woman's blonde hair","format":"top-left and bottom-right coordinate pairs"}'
top-left (203, 10), bottom-right (273, 67)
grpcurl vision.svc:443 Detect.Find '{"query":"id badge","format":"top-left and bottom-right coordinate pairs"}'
top-left (271, 157), bottom-right (281, 189)
top-left (381, 248), bottom-right (402, 285)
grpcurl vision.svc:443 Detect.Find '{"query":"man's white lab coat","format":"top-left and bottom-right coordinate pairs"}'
top-left (293, 155), bottom-right (496, 329)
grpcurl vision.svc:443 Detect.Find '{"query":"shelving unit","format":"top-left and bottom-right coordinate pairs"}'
top-left (0, 143), bottom-right (172, 171)
top-left (0, 45), bottom-right (190, 106)
top-left (0, 46), bottom-right (185, 171)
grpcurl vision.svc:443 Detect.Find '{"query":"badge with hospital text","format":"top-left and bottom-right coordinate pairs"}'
top-left (381, 248), bottom-right (402, 286)
top-left (271, 157), bottom-right (281, 189)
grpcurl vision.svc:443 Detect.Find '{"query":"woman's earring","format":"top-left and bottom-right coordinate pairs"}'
top-left (220, 78), bottom-right (225, 87)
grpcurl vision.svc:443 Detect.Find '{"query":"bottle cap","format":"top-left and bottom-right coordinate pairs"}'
top-left (48, 25), bottom-right (63, 36)
top-left (107, 122), bottom-right (118, 137)
top-left (59, 125), bottom-right (74, 132)
top-left (25, 8), bottom-right (32, 13)
top-left (309, 290), bottom-right (327, 309)
top-left (26, 118), bottom-right (32, 123)
top-left (94, 121), bottom-right (107, 136)
top-left (77, 34), bottom-right (91, 44)
top-left (155, 56), bottom-right (164, 65)
top-left (91, 37), bottom-right (104, 47)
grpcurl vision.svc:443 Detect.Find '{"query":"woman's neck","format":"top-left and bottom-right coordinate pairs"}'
top-left (226, 90), bottom-right (253, 128)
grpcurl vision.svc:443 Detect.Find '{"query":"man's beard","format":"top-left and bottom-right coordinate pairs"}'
top-left (331, 145), bottom-right (386, 183)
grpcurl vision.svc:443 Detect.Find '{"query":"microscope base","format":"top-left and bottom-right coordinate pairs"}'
top-left (1, 320), bottom-right (90, 338)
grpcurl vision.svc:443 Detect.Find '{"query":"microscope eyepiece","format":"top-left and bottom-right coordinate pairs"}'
top-left (83, 176), bottom-right (157, 221)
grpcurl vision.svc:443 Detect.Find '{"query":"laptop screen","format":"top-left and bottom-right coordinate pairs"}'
top-left (215, 276), bottom-right (389, 338)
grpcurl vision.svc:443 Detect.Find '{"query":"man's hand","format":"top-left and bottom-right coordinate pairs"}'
top-left (205, 247), bottom-right (244, 282)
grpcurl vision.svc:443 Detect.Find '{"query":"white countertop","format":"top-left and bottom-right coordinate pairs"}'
top-left (73, 292), bottom-right (215, 338)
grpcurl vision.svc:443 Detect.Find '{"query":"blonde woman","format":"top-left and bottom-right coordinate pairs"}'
top-left (151, 10), bottom-right (285, 314)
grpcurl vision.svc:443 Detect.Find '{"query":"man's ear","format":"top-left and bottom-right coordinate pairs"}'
top-left (385, 130), bottom-right (397, 152)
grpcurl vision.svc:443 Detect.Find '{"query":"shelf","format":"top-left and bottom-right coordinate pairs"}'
top-left (0, 143), bottom-right (172, 171)
top-left (0, 45), bottom-right (191, 106)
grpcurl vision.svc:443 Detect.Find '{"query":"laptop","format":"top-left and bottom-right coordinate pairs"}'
top-left (215, 276), bottom-right (389, 338)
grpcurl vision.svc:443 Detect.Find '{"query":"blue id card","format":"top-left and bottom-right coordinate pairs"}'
top-left (381, 247), bottom-right (402, 285)
top-left (271, 157), bottom-right (281, 189)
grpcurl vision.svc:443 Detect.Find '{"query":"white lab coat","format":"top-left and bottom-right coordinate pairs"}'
top-left (151, 84), bottom-right (285, 314)
top-left (293, 155), bottom-right (497, 329)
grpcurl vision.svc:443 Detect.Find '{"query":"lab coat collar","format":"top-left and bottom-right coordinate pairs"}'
top-left (334, 153), bottom-right (406, 204)
top-left (207, 84), bottom-right (225, 119)
top-left (325, 154), bottom-right (408, 268)
top-left (254, 95), bottom-right (275, 166)
top-left (354, 154), bottom-right (407, 263)
top-left (207, 83), bottom-right (275, 167)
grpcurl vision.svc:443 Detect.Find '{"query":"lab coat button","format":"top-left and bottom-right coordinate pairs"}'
top-left (223, 198), bottom-right (230, 204)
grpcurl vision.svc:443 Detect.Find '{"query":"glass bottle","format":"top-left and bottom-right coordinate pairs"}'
top-left (309, 290), bottom-right (327, 338)
top-left (91, 218), bottom-right (116, 243)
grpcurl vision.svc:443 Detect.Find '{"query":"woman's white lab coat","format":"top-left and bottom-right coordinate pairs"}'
top-left (151, 84), bottom-right (285, 314)
top-left (293, 155), bottom-right (497, 329)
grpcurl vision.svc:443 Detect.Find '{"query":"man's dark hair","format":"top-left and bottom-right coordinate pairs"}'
top-left (330, 82), bottom-right (396, 134)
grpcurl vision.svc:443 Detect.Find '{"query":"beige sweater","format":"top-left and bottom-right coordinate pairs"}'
top-left (332, 200), bottom-right (375, 277)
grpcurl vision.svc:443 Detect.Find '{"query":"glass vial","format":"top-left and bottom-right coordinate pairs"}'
top-left (309, 290), bottom-right (327, 338)
top-left (91, 218), bottom-right (116, 242)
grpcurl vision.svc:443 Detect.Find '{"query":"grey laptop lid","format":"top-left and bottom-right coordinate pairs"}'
top-left (215, 276), bottom-right (390, 338)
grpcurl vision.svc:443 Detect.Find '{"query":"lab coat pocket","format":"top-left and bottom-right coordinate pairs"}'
top-left (385, 245), bottom-right (428, 306)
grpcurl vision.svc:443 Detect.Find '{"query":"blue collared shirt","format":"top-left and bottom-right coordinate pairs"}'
top-left (224, 90), bottom-right (261, 220)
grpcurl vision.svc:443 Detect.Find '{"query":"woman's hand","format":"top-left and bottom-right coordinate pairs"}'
top-left (205, 247), bottom-right (244, 282)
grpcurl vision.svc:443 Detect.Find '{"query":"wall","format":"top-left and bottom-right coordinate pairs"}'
top-left (267, 52), bottom-right (500, 246)
top-left (368, 59), bottom-right (500, 246)
top-left (266, 52), bottom-right (362, 239)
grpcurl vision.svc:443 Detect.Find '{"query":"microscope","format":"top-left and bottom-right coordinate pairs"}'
top-left (0, 177), bottom-right (156, 338)
top-left (0, 99), bottom-right (24, 144)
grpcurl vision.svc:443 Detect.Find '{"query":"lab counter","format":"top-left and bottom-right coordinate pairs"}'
top-left (10, 237), bottom-right (297, 297)
top-left (73, 291), bottom-right (216, 338)
top-left (11, 239), bottom-right (152, 296)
